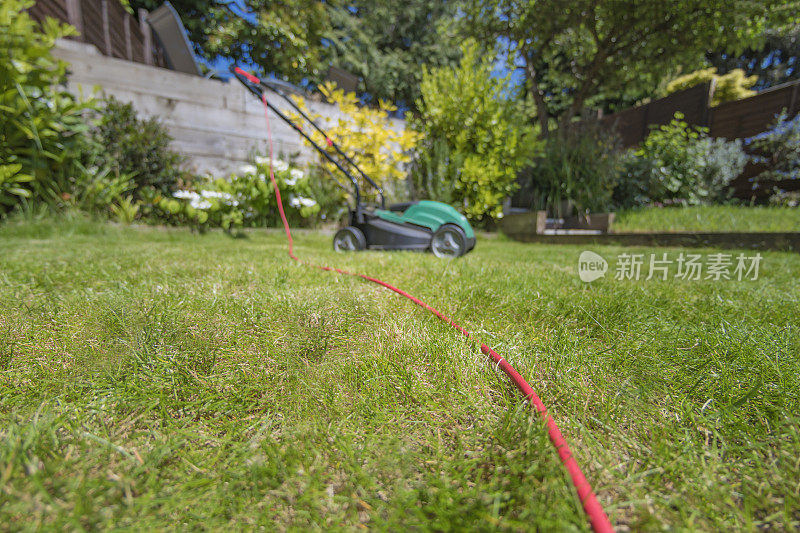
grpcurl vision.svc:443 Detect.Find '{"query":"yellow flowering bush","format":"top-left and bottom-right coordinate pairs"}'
top-left (288, 82), bottom-right (421, 202)
top-left (665, 68), bottom-right (757, 106)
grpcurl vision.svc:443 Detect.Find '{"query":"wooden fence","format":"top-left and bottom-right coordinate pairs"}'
top-left (600, 79), bottom-right (800, 147)
top-left (28, 0), bottom-right (165, 67)
top-left (709, 81), bottom-right (800, 140)
top-left (599, 83), bottom-right (712, 147)
top-left (595, 79), bottom-right (800, 199)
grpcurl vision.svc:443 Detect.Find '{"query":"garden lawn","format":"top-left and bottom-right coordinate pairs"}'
top-left (613, 205), bottom-right (800, 233)
top-left (1, 217), bottom-right (799, 531)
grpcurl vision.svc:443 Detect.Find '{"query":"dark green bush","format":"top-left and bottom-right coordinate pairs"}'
top-left (522, 123), bottom-right (622, 216)
top-left (93, 98), bottom-right (190, 198)
top-left (413, 40), bottom-right (536, 221)
top-left (409, 138), bottom-right (464, 206)
top-left (627, 113), bottom-right (747, 206)
top-left (0, 0), bottom-right (94, 212)
top-left (747, 111), bottom-right (800, 183)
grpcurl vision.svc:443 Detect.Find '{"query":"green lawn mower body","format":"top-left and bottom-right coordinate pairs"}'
top-left (231, 66), bottom-right (476, 257)
top-left (343, 200), bottom-right (476, 257)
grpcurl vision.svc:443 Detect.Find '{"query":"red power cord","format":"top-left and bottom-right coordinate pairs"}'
top-left (258, 88), bottom-right (614, 533)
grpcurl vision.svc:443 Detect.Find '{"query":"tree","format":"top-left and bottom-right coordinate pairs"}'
top-left (127, 0), bottom-right (329, 85)
top-left (665, 68), bottom-right (758, 106)
top-left (465, 0), bottom-right (796, 137)
top-left (413, 41), bottom-right (535, 220)
top-left (707, 25), bottom-right (800, 90)
top-left (323, 0), bottom-right (462, 110)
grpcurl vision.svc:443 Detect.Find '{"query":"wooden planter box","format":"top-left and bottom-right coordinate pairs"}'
top-left (500, 210), bottom-right (615, 238)
top-left (562, 213), bottom-right (615, 232)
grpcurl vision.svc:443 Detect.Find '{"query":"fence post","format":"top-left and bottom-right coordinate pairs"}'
top-left (101, 0), bottom-right (112, 55)
top-left (138, 8), bottom-right (153, 66)
top-left (124, 15), bottom-right (133, 60)
top-left (65, 0), bottom-right (84, 39)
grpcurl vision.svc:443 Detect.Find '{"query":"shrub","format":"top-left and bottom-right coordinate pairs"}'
top-left (631, 113), bottom-right (746, 206)
top-left (665, 68), bottom-right (757, 106)
top-left (702, 137), bottom-right (748, 203)
top-left (0, 0), bottom-right (94, 211)
top-left (92, 98), bottom-right (190, 198)
top-left (160, 157), bottom-right (320, 231)
top-left (746, 111), bottom-right (800, 183)
top-left (409, 138), bottom-right (464, 206)
top-left (614, 151), bottom-right (657, 209)
top-left (0, 164), bottom-right (33, 210)
top-left (413, 40), bottom-right (536, 221)
top-left (524, 123), bottom-right (621, 216)
top-left (303, 164), bottom-right (350, 224)
top-left (288, 83), bottom-right (420, 204)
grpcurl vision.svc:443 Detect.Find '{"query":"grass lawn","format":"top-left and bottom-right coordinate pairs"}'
top-left (613, 205), bottom-right (800, 233)
top-left (1, 216), bottom-right (799, 530)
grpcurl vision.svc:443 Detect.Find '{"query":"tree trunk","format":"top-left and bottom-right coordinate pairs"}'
top-left (525, 60), bottom-right (550, 138)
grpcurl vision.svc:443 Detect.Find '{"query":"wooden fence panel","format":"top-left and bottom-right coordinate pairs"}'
top-left (598, 82), bottom-right (711, 148)
top-left (710, 82), bottom-right (800, 140)
top-left (27, 0), bottom-right (68, 26)
top-left (28, 0), bottom-right (164, 68)
top-left (599, 106), bottom-right (646, 147)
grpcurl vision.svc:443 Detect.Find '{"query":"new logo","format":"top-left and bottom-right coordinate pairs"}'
top-left (578, 251), bottom-right (608, 282)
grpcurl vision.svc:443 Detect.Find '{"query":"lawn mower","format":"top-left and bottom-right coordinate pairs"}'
top-left (231, 66), bottom-right (476, 258)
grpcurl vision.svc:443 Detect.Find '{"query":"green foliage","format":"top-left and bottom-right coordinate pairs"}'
top-left (746, 111), bottom-right (800, 182)
top-left (414, 41), bottom-right (535, 221)
top-left (769, 189), bottom-right (800, 207)
top-left (67, 159), bottom-right (135, 214)
top-left (110, 196), bottom-right (141, 224)
top-left (465, 0), bottom-right (792, 134)
top-left (0, 0), bottom-right (95, 210)
top-left (128, 0), bottom-right (329, 86)
top-left (0, 164), bottom-right (33, 209)
top-left (625, 113), bottom-right (747, 206)
top-left (665, 68), bottom-right (757, 106)
top-left (92, 98), bottom-right (189, 198)
top-left (159, 157), bottom-right (321, 231)
top-left (708, 25), bottom-right (800, 90)
top-left (409, 138), bottom-right (464, 206)
top-left (524, 123), bottom-right (622, 216)
top-left (289, 82), bottom-right (420, 203)
top-left (703, 137), bottom-right (749, 200)
top-left (324, 0), bottom-right (461, 109)
top-left (304, 164), bottom-right (350, 225)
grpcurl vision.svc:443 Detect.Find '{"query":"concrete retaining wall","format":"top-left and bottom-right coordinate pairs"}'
top-left (52, 39), bottom-right (405, 177)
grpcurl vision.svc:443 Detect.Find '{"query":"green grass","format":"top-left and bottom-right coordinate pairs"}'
top-left (1, 216), bottom-right (799, 530)
top-left (614, 205), bottom-right (800, 233)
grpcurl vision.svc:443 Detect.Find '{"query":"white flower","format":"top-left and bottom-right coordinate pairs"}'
top-left (190, 198), bottom-right (212, 210)
top-left (200, 190), bottom-right (233, 200)
top-left (174, 190), bottom-right (199, 200)
top-left (239, 164), bottom-right (257, 175)
top-left (285, 168), bottom-right (304, 186)
top-left (289, 195), bottom-right (317, 208)
top-left (255, 156), bottom-right (290, 172)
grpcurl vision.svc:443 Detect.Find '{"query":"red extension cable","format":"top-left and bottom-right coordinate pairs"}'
top-left (256, 84), bottom-right (614, 533)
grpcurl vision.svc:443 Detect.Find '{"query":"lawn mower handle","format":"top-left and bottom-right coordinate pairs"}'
top-left (230, 66), bottom-right (386, 210)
